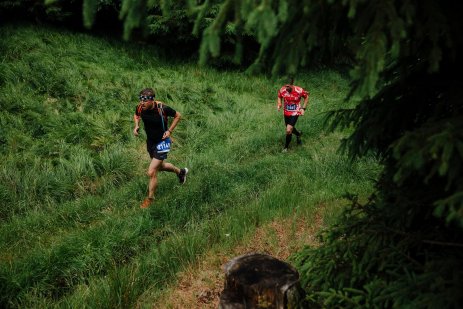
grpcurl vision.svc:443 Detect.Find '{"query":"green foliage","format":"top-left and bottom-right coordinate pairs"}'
top-left (3, 3), bottom-right (462, 308)
top-left (288, 2), bottom-right (463, 308)
top-left (119, 0), bottom-right (147, 40)
top-left (0, 0), bottom-right (82, 24)
top-left (190, 0), bottom-right (355, 75)
top-left (0, 25), bottom-right (140, 219)
top-left (326, 64), bottom-right (463, 227)
top-left (83, 0), bottom-right (100, 28)
top-left (189, 0), bottom-right (459, 98)
top-left (17, 0), bottom-right (460, 307)
top-left (244, 1), bottom-right (276, 48)
top-left (0, 24), bottom-right (376, 307)
top-left (197, 0), bottom-right (235, 65)
top-left (292, 195), bottom-right (463, 308)
top-left (393, 116), bottom-right (463, 227)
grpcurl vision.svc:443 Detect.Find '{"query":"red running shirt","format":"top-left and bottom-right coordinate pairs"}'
top-left (278, 85), bottom-right (309, 116)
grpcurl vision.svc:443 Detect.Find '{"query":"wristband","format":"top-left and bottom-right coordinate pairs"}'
top-left (301, 108), bottom-right (306, 110)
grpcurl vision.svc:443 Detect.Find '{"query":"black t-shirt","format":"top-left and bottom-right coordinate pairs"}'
top-left (135, 103), bottom-right (176, 143)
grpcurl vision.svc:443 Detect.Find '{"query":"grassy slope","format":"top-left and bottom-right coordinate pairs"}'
top-left (0, 24), bottom-right (378, 308)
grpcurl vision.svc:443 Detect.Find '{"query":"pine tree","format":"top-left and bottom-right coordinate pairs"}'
top-left (79, 0), bottom-right (463, 305)
top-left (5, 0), bottom-right (462, 306)
top-left (188, 0), bottom-right (463, 306)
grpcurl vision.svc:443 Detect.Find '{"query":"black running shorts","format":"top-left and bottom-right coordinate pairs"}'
top-left (146, 139), bottom-right (168, 160)
top-left (284, 115), bottom-right (299, 127)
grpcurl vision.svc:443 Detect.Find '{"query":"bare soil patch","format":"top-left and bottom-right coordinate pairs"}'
top-left (152, 209), bottom-right (325, 309)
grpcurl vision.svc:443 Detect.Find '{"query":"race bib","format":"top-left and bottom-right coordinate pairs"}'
top-left (286, 104), bottom-right (298, 111)
top-left (156, 138), bottom-right (171, 153)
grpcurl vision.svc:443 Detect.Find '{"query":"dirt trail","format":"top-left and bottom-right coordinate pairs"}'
top-left (152, 209), bottom-right (325, 309)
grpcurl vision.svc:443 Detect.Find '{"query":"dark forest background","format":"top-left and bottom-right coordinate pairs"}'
top-left (1, 0), bottom-right (463, 307)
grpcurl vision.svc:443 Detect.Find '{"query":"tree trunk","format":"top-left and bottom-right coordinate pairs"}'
top-left (219, 253), bottom-right (306, 309)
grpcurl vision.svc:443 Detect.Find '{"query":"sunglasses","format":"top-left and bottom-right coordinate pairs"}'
top-left (139, 95), bottom-right (154, 102)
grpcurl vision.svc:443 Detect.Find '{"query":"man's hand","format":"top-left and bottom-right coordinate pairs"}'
top-left (299, 108), bottom-right (305, 116)
top-left (277, 104), bottom-right (282, 112)
top-left (133, 126), bottom-right (140, 136)
top-left (162, 130), bottom-right (171, 139)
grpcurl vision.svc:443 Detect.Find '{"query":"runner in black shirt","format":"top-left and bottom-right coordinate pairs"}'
top-left (133, 87), bottom-right (188, 209)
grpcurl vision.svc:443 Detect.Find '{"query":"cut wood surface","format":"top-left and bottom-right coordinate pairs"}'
top-left (149, 208), bottom-right (326, 308)
top-left (219, 253), bottom-right (305, 309)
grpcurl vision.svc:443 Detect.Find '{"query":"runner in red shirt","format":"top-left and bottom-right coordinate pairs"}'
top-left (277, 78), bottom-right (309, 152)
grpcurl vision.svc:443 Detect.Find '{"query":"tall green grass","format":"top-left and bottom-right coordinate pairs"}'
top-left (0, 23), bottom-right (379, 308)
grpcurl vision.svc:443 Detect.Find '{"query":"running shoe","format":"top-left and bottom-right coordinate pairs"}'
top-left (178, 168), bottom-right (189, 184)
top-left (140, 197), bottom-right (154, 209)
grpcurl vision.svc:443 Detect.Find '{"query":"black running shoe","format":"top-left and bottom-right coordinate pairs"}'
top-left (178, 168), bottom-right (188, 184)
top-left (296, 131), bottom-right (303, 145)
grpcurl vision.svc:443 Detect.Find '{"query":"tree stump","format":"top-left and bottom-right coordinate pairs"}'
top-left (219, 253), bottom-right (306, 309)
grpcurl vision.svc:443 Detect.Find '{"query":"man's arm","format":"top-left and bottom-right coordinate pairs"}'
top-left (133, 114), bottom-right (140, 136)
top-left (162, 111), bottom-right (181, 139)
top-left (300, 96), bottom-right (309, 116)
top-left (277, 97), bottom-right (282, 111)
top-left (302, 96), bottom-right (309, 109)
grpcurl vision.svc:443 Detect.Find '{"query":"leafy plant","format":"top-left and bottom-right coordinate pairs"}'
top-left (0, 24), bottom-right (376, 308)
